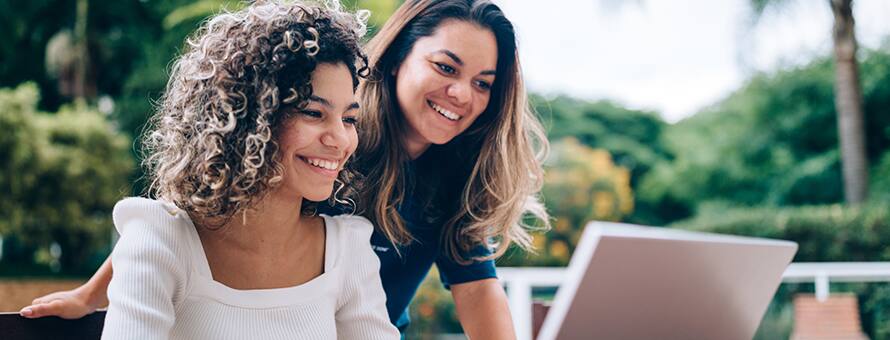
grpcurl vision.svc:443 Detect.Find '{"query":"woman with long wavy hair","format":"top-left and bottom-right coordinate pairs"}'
top-left (23, 0), bottom-right (549, 338)
top-left (350, 0), bottom-right (549, 337)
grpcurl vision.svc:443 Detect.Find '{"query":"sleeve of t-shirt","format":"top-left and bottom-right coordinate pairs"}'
top-left (334, 215), bottom-right (401, 339)
top-left (435, 243), bottom-right (498, 289)
top-left (103, 198), bottom-right (188, 340)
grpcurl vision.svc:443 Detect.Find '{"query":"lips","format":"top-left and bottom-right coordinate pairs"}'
top-left (427, 100), bottom-right (462, 121)
top-left (302, 157), bottom-right (339, 170)
top-left (297, 156), bottom-right (343, 178)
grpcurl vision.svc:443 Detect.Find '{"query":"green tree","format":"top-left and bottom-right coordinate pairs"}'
top-left (544, 138), bottom-right (634, 227)
top-left (637, 48), bottom-right (890, 220)
top-left (501, 138), bottom-right (633, 266)
top-left (533, 95), bottom-right (675, 224)
top-left (750, 0), bottom-right (869, 204)
top-left (0, 83), bottom-right (134, 273)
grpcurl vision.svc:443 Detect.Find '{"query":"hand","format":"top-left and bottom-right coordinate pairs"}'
top-left (19, 286), bottom-right (101, 319)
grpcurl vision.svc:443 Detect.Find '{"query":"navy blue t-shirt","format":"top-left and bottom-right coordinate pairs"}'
top-left (320, 157), bottom-right (497, 333)
top-left (370, 188), bottom-right (497, 332)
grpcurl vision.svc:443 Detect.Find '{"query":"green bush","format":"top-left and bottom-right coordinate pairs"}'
top-left (672, 204), bottom-right (890, 339)
top-left (872, 152), bottom-right (890, 203)
top-left (672, 204), bottom-right (890, 261)
top-left (496, 139), bottom-right (635, 267)
top-left (0, 83), bottom-right (134, 275)
top-left (533, 96), bottom-right (675, 225)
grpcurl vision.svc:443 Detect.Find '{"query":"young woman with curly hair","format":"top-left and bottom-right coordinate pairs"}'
top-left (23, 0), bottom-right (549, 338)
top-left (48, 1), bottom-right (399, 338)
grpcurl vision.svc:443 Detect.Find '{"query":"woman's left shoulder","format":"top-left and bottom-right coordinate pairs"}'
top-left (322, 215), bottom-right (378, 271)
top-left (324, 214), bottom-right (375, 240)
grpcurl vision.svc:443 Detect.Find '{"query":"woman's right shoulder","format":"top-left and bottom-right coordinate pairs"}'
top-left (112, 197), bottom-right (193, 239)
top-left (109, 198), bottom-right (193, 302)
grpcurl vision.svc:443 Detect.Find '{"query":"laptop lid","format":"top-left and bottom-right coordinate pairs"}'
top-left (536, 222), bottom-right (797, 340)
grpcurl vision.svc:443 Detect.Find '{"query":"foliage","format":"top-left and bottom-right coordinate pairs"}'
top-left (673, 204), bottom-right (890, 262)
top-left (545, 138), bottom-right (634, 225)
top-left (0, 83), bottom-right (133, 274)
top-left (500, 138), bottom-right (633, 267)
top-left (346, 0), bottom-right (402, 36)
top-left (2, 0), bottom-right (404, 194)
top-left (534, 96), bottom-right (673, 225)
top-left (406, 266), bottom-right (462, 339)
top-left (638, 48), bottom-right (890, 221)
top-left (872, 153), bottom-right (890, 203)
top-left (535, 96), bottom-right (670, 183)
top-left (1, 0), bottom-right (161, 106)
top-left (673, 203), bottom-right (890, 339)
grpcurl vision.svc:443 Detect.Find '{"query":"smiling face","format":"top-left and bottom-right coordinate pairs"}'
top-left (394, 19), bottom-right (498, 156)
top-left (275, 63), bottom-right (359, 202)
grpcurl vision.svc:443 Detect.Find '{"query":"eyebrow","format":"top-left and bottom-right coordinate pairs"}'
top-left (436, 49), bottom-right (464, 66)
top-left (434, 49), bottom-right (496, 76)
top-left (308, 95), bottom-right (332, 108)
top-left (309, 95), bottom-right (359, 113)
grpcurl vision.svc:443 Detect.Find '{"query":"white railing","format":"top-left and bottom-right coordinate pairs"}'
top-left (498, 262), bottom-right (890, 340)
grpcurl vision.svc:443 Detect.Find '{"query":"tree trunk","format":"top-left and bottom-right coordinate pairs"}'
top-left (830, 0), bottom-right (869, 204)
top-left (73, 0), bottom-right (96, 104)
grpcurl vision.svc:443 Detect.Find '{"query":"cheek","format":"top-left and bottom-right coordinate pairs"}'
top-left (279, 130), bottom-right (312, 156)
top-left (398, 69), bottom-right (425, 96)
top-left (396, 63), bottom-right (438, 105)
top-left (472, 93), bottom-right (492, 119)
top-left (395, 81), bottom-right (413, 113)
top-left (347, 130), bottom-right (359, 155)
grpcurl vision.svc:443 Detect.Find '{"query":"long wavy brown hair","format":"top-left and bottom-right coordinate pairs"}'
top-left (356, 0), bottom-right (551, 263)
top-left (142, 0), bottom-right (368, 226)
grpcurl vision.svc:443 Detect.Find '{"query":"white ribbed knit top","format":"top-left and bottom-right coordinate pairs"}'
top-left (101, 197), bottom-right (399, 340)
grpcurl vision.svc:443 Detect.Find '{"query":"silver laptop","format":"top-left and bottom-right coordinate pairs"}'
top-left (536, 222), bottom-right (797, 340)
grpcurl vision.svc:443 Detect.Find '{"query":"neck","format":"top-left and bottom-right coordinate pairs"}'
top-left (211, 189), bottom-right (307, 255)
top-left (403, 132), bottom-right (432, 160)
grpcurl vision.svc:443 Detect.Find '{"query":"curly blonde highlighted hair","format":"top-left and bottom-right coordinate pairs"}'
top-left (142, 0), bottom-right (368, 225)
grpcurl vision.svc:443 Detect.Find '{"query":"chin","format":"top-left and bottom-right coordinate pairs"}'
top-left (304, 191), bottom-right (333, 202)
top-left (425, 132), bottom-right (459, 145)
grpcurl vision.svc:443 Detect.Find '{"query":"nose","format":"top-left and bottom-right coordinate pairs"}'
top-left (446, 81), bottom-right (472, 106)
top-left (321, 120), bottom-right (350, 151)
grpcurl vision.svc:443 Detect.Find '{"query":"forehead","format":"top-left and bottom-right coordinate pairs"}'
top-left (309, 63), bottom-right (355, 102)
top-left (415, 19), bottom-right (498, 71)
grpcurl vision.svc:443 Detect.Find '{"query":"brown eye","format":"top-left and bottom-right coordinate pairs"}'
top-left (435, 62), bottom-right (456, 75)
top-left (300, 110), bottom-right (323, 118)
top-left (476, 80), bottom-right (492, 91)
top-left (343, 116), bottom-right (358, 126)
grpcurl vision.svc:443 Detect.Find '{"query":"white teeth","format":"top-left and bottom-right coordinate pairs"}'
top-left (429, 101), bottom-right (461, 121)
top-left (304, 157), bottom-right (339, 170)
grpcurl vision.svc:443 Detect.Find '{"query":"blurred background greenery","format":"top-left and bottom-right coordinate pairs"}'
top-left (0, 0), bottom-right (888, 339)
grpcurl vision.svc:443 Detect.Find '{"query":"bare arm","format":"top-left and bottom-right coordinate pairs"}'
top-left (451, 278), bottom-right (516, 340)
top-left (20, 257), bottom-right (113, 319)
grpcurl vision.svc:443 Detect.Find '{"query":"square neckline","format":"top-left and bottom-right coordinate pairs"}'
top-left (181, 214), bottom-right (339, 308)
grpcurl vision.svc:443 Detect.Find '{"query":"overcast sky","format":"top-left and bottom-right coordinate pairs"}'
top-left (494, 0), bottom-right (890, 123)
